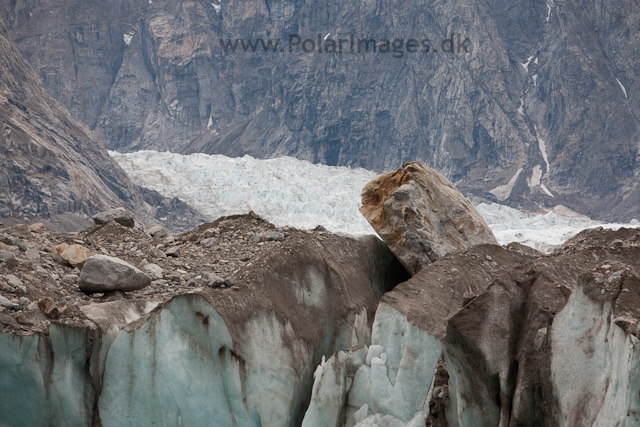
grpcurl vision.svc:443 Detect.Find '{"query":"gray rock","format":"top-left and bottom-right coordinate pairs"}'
top-left (251, 231), bottom-right (286, 243)
top-left (78, 255), bottom-right (151, 293)
top-left (0, 282), bottom-right (15, 293)
top-left (25, 246), bottom-right (40, 260)
top-left (147, 225), bottom-right (168, 238)
top-left (0, 251), bottom-right (15, 263)
top-left (143, 263), bottom-right (164, 280)
top-left (166, 247), bottom-right (181, 257)
top-left (0, 295), bottom-right (19, 310)
top-left (62, 274), bottom-right (79, 285)
top-left (151, 248), bottom-right (167, 259)
top-left (206, 273), bottom-right (225, 288)
top-left (204, 228), bottom-right (220, 238)
top-left (5, 275), bottom-right (22, 290)
top-left (200, 237), bottom-right (217, 248)
top-left (19, 297), bottom-right (31, 306)
top-left (93, 208), bottom-right (135, 228)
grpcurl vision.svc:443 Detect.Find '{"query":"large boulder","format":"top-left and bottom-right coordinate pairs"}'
top-left (360, 162), bottom-right (497, 275)
top-left (78, 255), bottom-right (151, 293)
top-left (93, 208), bottom-right (135, 228)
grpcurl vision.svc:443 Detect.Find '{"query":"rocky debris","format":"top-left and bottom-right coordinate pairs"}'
top-left (0, 212), bottom-right (349, 335)
top-left (0, 251), bottom-right (15, 263)
top-left (205, 273), bottom-right (225, 288)
top-left (0, 212), bottom-right (407, 427)
top-left (57, 244), bottom-right (93, 268)
top-left (250, 231), bottom-right (286, 243)
top-left (78, 255), bottom-right (151, 293)
top-left (4, 275), bottom-right (25, 294)
top-left (92, 208), bottom-right (136, 228)
top-left (62, 274), bottom-right (79, 285)
top-left (15, 305), bottom-right (46, 326)
top-left (360, 162), bottom-right (498, 274)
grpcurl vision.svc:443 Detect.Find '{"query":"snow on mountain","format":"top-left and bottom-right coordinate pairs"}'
top-left (111, 151), bottom-right (640, 252)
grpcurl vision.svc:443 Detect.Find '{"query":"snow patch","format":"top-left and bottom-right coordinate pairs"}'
top-left (616, 78), bottom-right (628, 99)
top-left (521, 55), bottom-right (535, 73)
top-left (528, 165), bottom-right (543, 188)
top-left (532, 74), bottom-right (538, 86)
top-left (546, 3), bottom-right (552, 21)
top-left (489, 168), bottom-right (523, 202)
top-left (212, 2), bottom-right (221, 13)
top-left (110, 151), bottom-right (639, 253)
top-left (540, 183), bottom-right (554, 197)
top-left (324, 33), bottom-right (331, 41)
top-left (535, 125), bottom-right (551, 174)
top-left (477, 203), bottom-right (638, 253)
top-left (207, 116), bottom-right (213, 129)
top-left (517, 98), bottom-right (525, 116)
top-left (123, 34), bottom-right (133, 45)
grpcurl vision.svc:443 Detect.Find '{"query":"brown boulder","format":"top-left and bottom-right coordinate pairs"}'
top-left (360, 161), bottom-right (497, 274)
top-left (59, 244), bottom-right (93, 268)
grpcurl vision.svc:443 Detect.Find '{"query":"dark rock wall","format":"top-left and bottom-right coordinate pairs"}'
top-left (2, 0), bottom-right (639, 221)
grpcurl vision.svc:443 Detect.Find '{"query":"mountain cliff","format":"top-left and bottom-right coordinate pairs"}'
top-left (1, 0), bottom-right (639, 221)
top-left (0, 18), bottom-right (203, 230)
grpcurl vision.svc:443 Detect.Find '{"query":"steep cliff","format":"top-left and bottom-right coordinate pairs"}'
top-left (0, 18), bottom-right (205, 230)
top-left (1, 0), bottom-right (639, 221)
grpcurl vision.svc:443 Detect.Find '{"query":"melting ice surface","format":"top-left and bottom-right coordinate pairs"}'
top-left (111, 150), bottom-right (640, 253)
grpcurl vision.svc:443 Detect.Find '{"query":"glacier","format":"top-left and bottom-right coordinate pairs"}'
top-left (110, 150), bottom-right (640, 252)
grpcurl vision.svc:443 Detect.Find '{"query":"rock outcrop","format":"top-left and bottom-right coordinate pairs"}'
top-left (360, 162), bottom-right (497, 274)
top-left (0, 17), bottom-right (206, 231)
top-left (3, 0), bottom-right (640, 221)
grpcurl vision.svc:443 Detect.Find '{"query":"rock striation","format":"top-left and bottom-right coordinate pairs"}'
top-left (360, 162), bottom-right (497, 274)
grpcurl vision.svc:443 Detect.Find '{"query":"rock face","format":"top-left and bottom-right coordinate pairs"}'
top-left (361, 162), bottom-right (497, 274)
top-left (78, 255), bottom-right (151, 293)
top-left (0, 17), bottom-right (206, 231)
top-left (3, 0), bottom-right (640, 221)
top-left (0, 18), bottom-right (142, 227)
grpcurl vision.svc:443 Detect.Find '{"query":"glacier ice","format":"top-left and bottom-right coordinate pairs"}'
top-left (111, 150), bottom-right (640, 253)
top-left (110, 150), bottom-right (378, 234)
top-left (302, 302), bottom-right (442, 427)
